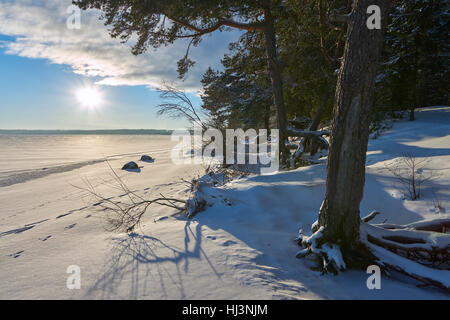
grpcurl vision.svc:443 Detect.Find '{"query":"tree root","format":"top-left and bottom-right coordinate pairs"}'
top-left (297, 212), bottom-right (450, 292)
top-left (295, 226), bottom-right (347, 275)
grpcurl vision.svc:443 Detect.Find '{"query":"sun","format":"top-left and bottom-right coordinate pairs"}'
top-left (75, 87), bottom-right (103, 108)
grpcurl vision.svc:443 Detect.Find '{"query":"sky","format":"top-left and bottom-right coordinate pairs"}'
top-left (0, 0), bottom-right (240, 130)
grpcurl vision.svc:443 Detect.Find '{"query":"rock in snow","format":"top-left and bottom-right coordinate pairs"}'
top-left (121, 161), bottom-right (139, 170)
top-left (140, 155), bottom-right (154, 162)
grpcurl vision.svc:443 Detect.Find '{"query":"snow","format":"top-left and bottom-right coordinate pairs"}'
top-left (1, 107), bottom-right (449, 299)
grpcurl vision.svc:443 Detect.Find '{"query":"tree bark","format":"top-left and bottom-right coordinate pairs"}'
top-left (409, 107), bottom-right (415, 121)
top-left (263, 7), bottom-right (289, 163)
top-left (318, 0), bottom-right (391, 251)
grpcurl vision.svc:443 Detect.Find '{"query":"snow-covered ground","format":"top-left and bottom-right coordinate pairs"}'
top-left (0, 107), bottom-right (449, 299)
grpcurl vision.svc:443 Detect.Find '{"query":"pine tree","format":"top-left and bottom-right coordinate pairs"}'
top-left (201, 0), bottom-right (350, 132)
top-left (379, 0), bottom-right (449, 117)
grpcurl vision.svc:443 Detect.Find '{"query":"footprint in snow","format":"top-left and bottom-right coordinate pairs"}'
top-left (40, 235), bottom-right (52, 241)
top-left (0, 225), bottom-right (35, 237)
top-left (9, 250), bottom-right (24, 258)
top-left (206, 235), bottom-right (217, 240)
top-left (221, 240), bottom-right (237, 247)
top-left (56, 212), bottom-right (73, 219)
top-left (65, 224), bottom-right (77, 230)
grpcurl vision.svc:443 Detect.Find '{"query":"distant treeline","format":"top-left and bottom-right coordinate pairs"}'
top-left (0, 129), bottom-right (173, 135)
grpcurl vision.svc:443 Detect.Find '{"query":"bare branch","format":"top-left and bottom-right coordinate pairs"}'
top-left (156, 83), bottom-right (207, 129)
top-left (386, 153), bottom-right (435, 200)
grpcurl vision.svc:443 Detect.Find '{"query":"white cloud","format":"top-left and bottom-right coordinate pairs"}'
top-left (0, 0), bottom-right (237, 91)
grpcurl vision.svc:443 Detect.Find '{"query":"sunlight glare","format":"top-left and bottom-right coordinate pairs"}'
top-left (75, 87), bottom-right (103, 108)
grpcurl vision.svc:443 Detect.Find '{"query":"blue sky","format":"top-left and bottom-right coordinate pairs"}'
top-left (0, 43), bottom-right (197, 130)
top-left (0, 0), bottom-right (238, 130)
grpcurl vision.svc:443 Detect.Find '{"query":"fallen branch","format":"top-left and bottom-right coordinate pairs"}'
top-left (73, 162), bottom-right (219, 232)
top-left (287, 126), bottom-right (330, 138)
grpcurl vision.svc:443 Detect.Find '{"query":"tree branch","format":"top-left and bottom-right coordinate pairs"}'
top-left (167, 15), bottom-right (265, 39)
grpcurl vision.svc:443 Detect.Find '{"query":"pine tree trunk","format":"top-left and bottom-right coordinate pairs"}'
top-left (409, 108), bottom-right (415, 121)
top-left (263, 8), bottom-right (289, 162)
top-left (306, 102), bottom-right (327, 155)
top-left (318, 0), bottom-right (391, 251)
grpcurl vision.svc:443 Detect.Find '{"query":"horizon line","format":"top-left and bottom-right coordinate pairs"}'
top-left (0, 129), bottom-right (175, 135)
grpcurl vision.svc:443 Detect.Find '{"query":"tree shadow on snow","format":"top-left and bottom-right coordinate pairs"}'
top-left (87, 155), bottom-right (446, 299)
top-left (181, 173), bottom-right (436, 299)
top-left (86, 221), bottom-right (221, 299)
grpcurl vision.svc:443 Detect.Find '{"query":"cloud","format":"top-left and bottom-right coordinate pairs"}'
top-left (0, 0), bottom-right (238, 91)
